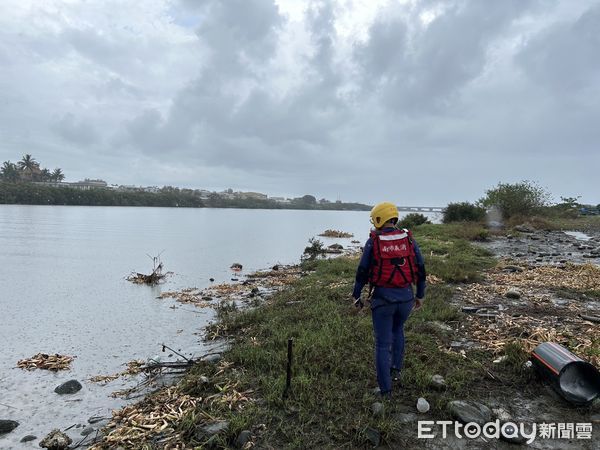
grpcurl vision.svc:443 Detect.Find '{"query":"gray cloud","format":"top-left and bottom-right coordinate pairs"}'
top-left (1, 0), bottom-right (598, 204)
top-left (53, 113), bottom-right (99, 146)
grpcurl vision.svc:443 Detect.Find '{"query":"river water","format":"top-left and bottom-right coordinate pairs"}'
top-left (0, 206), bottom-right (440, 448)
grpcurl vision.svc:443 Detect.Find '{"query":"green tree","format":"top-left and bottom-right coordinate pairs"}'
top-left (51, 168), bottom-right (65, 182)
top-left (39, 168), bottom-right (52, 182)
top-left (1, 161), bottom-right (20, 182)
top-left (478, 181), bottom-right (550, 219)
top-left (17, 154), bottom-right (39, 181)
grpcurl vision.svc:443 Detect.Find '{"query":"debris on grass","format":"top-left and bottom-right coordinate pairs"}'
top-left (17, 353), bottom-right (75, 371)
top-left (91, 359), bottom-right (254, 449)
top-left (91, 386), bottom-right (199, 449)
top-left (454, 260), bottom-right (600, 367)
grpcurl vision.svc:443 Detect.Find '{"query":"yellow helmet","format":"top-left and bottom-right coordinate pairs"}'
top-left (370, 202), bottom-right (399, 229)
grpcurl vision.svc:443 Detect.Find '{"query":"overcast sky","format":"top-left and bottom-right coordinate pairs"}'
top-left (1, 0), bottom-right (598, 205)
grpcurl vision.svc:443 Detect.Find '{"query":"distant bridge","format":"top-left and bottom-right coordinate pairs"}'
top-left (396, 206), bottom-right (445, 213)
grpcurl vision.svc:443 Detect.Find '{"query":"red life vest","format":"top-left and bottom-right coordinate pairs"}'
top-left (368, 228), bottom-right (417, 288)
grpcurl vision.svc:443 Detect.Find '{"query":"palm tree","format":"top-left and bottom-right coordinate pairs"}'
top-left (39, 168), bottom-right (52, 182)
top-left (17, 154), bottom-right (39, 181)
top-left (1, 161), bottom-right (20, 182)
top-left (51, 168), bottom-right (65, 182)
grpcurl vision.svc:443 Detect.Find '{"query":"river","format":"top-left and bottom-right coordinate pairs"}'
top-left (0, 205), bottom-right (440, 448)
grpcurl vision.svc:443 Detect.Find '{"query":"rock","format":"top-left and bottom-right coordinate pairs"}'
top-left (230, 263), bottom-right (243, 270)
top-left (591, 414), bottom-right (600, 423)
top-left (371, 402), bottom-right (384, 417)
top-left (364, 427), bottom-right (380, 447)
top-left (147, 355), bottom-right (162, 366)
top-left (196, 420), bottom-right (229, 439)
top-left (39, 429), bottom-right (72, 449)
top-left (372, 387), bottom-right (381, 395)
top-left (199, 375), bottom-right (210, 384)
top-left (271, 264), bottom-right (280, 271)
top-left (448, 400), bottom-right (492, 426)
top-left (0, 420), bottom-right (19, 434)
top-left (235, 430), bottom-right (252, 448)
top-left (431, 374), bottom-right (446, 390)
top-left (499, 422), bottom-right (528, 445)
top-left (328, 243), bottom-right (344, 250)
top-left (505, 289), bottom-right (521, 299)
top-left (88, 416), bottom-right (108, 424)
top-left (54, 379), bottom-right (82, 395)
top-left (80, 427), bottom-right (95, 436)
top-left (514, 224), bottom-right (534, 233)
top-left (493, 355), bottom-right (508, 364)
top-left (431, 321), bottom-right (453, 332)
top-left (396, 412), bottom-right (418, 423)
top-left (492, 407), bottom-right (512, 422)
top-left (20, 435), bottom-right (37, 442)
top-left (249, 287), bottom-right (260, 297)
top-left (503, 265), bottom-right (523, 273)
top-left (461, 306), bottom-right (480, 313)
top-left (202, 353), bottom-right (222, 363)
top-left (417, 397), bottom-right (430, 413)
top-left (209, 278), bottom-right (215, 282)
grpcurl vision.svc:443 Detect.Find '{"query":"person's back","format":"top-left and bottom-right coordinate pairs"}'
top-left (352, 202), bottom-right (426, 396)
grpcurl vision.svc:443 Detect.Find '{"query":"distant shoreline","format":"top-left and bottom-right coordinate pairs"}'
top-left (0, 182), bottom-right (371, 211)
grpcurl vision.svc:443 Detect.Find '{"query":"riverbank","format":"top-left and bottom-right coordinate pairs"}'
top-left (0, 182), bottom-right (371, 211)
top-left (90, 218), bottom-right (600, 448)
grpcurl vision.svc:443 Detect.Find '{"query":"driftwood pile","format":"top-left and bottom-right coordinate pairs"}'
top-left (127, 254), bottom-right (171, 285)
top-left (90, 360), bottom-right (254, 449)
top-left (91, 386), bottom-right (199, 448)
top-left (17, 353), bottom-right (75, 371)
top-left (159, 266), bottom-right (303, 309)
top-left (319, 229), bottom-right (354, 238)
top-left (89, 360), bottom-right (145, 384)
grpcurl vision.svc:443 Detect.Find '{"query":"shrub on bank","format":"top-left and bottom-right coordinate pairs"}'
top-left (442, 202), bottom-right (485, 223)
top-left (479, 181), bottom-right (551, 219)
top-left (398, 213), bottom-right (430, 229)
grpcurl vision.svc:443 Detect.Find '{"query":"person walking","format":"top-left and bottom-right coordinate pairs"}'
top-left (352, 202), bottom-right (426, 397)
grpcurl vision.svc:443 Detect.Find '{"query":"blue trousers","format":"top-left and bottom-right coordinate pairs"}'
top-left (371, 299), bottom-right (414, 394)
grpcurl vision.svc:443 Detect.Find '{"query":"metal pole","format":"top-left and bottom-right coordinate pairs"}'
top-left (283, 338), bottom-right (293, 399)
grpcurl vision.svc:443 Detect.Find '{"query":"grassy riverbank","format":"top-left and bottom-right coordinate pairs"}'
top-left (93, 218), bottom-right (600, 448)
top-left (172, 223), bottom-right (502, 448)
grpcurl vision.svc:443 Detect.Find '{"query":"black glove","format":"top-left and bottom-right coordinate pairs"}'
top-left (353, 297), bottom-right (364, 309)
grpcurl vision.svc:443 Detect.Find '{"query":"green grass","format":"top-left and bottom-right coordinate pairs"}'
top-left (182, 248), bottom-right (502, 449)
top-left (412, 223), bottom-right (496, 283)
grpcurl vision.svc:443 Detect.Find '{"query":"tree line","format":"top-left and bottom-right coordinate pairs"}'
top-left (1, 154), bottom-right (65, 183)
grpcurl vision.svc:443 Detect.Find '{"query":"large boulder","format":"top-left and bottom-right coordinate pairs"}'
top-left (54, 379), bottom-right (82, 395)
top-left (0, 419), bottom-right (19, 434)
